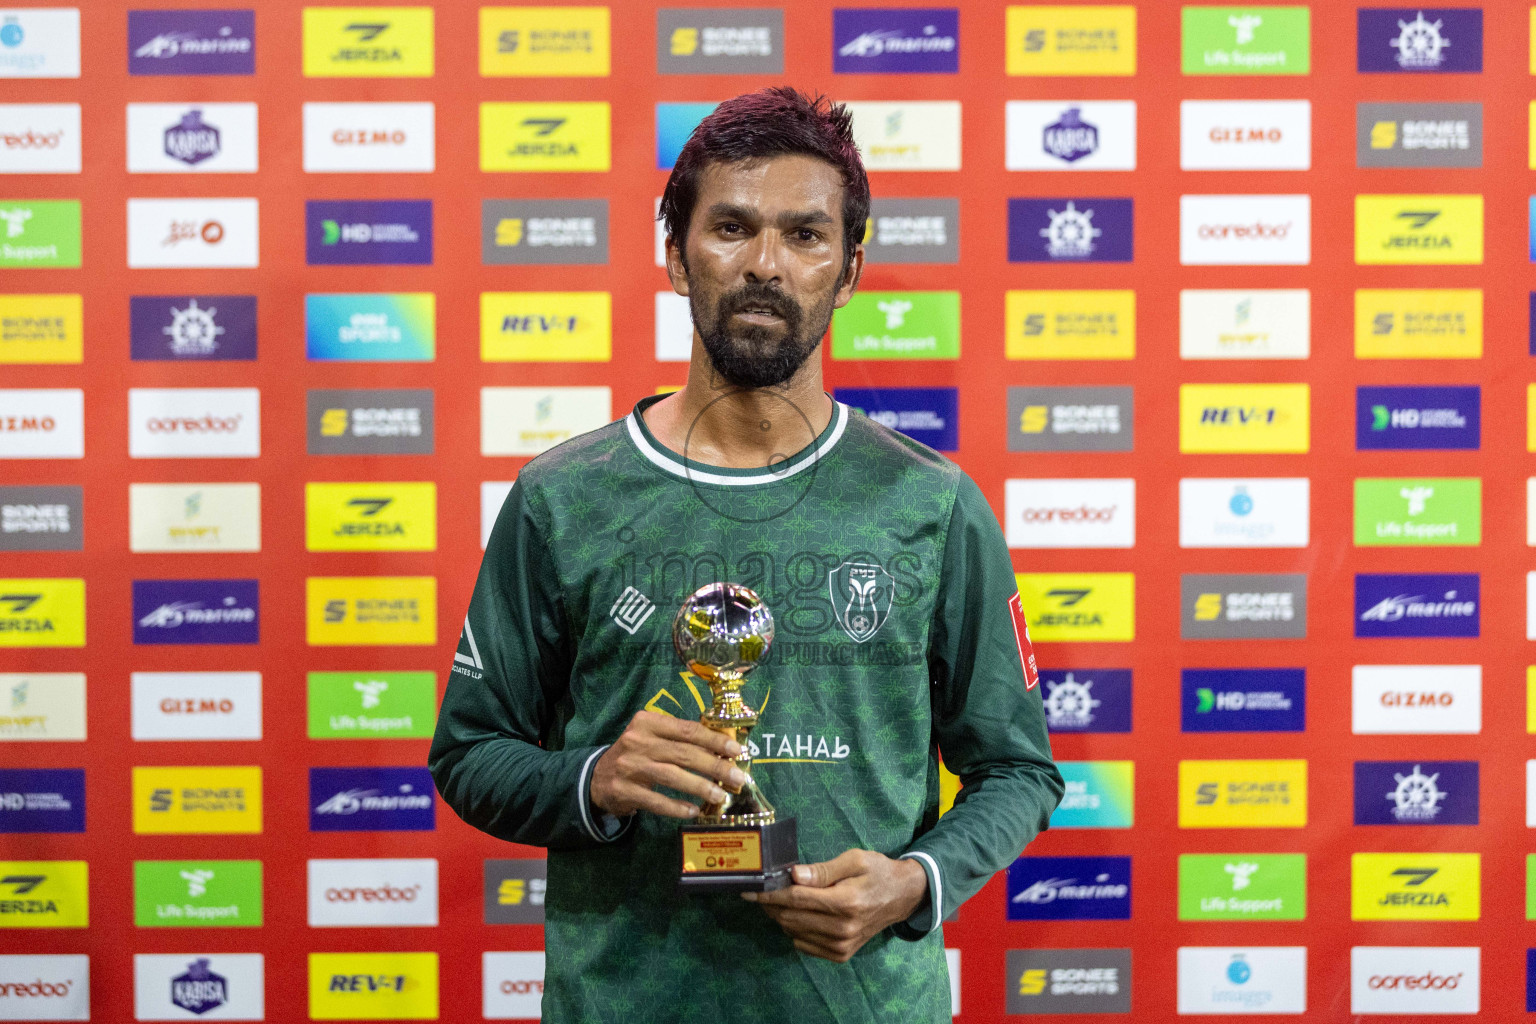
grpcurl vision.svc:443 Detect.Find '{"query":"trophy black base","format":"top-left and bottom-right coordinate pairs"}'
top-left (678, 817), bottom-right (799, 893)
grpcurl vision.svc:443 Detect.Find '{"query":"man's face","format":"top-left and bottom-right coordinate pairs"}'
top-left (669, 154), bottom-right (863, 389)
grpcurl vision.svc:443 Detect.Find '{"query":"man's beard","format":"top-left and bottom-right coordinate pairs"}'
top-left (693, 280), bottom-right (835, 389)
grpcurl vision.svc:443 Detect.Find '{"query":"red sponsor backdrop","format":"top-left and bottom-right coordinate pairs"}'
top-left (3, 1), bottom-right (1534, 1020)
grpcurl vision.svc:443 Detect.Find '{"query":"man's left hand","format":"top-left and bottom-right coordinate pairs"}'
top-left (744, 850), bottom-right (929, 962)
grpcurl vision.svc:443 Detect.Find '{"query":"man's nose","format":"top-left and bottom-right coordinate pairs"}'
top-left (742, 229), bottom-right (782, 284)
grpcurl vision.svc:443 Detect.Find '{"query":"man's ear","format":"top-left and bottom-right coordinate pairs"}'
top-left (833, 244), bottom-right (864, 309)
top-left (664, 235), bottom-right (691, 297)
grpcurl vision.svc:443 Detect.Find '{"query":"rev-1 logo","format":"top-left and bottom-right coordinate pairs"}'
top-left (329, 973), bottom-right (406, 992)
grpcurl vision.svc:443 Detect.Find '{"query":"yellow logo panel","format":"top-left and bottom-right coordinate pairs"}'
top-left (0, 579), bottom-right (84, 648)
top-left (1352, 853), bottom-right (1479, 921)
top-left (1179, 760), bottom-right (1307, 829)
top-left (1354, 289), bottom-right (1482, 359)
top-left (310, 953), bottom-right (439, 1020)
top-left (132, 766), bottom-right (262, 835)
top-left (1528, 666), bottom-right (1536, 733)
top-left (479, 6), bottom-right (610, 77)
top-left (1354, 194), bottom-right (1483, 265)
top-left (480, 102), bottom-right (611, 172)
top-left (1015, 573), bottom-right (1134, 642)
top-left (1529, 387), bottom-right (1536, 452)
top-left (307, 577), bottom-right (437, 646)
top-left (302, 7), bottom-right (434, 77)
top-left (305, 483), bottom-right (437, 553)
top-left (0, 294), bottom-right (82, 364)
top-left (1005, 5), bottom-right (1136, 76)
top-left (1179, 384), bottom-right (1309, 453)
top-left (1530, 101), bottom-right (1536, 168)
top-left (0, 861), bottom-right (87, 928)
top-left (481, 292), bottom-right (612, 362)
top-left (1005, 290), bottom-right (1135, 360)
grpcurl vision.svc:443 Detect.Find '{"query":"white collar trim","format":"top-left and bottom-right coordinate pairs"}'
top-left (625, 400), bottom-right (848, 486)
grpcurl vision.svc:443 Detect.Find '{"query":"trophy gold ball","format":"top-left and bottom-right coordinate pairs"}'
top-left (672, 581), bottom-right (775, 684)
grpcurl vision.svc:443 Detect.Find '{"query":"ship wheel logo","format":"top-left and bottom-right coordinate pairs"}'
top-left (1039, 201), bottom-right (1099, 259)
top-left (1042, 672), bottom-right (1100, 728)
top-left (1390, 12), bottom-right (1450, 69)
top-left (1386, 763), bottom-right (1445, 822)
top-left (163, 299), bottom-right (223, 356)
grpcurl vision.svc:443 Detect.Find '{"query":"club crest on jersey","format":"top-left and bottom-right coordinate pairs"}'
top-left (829, 561), bottom-right (894, 643)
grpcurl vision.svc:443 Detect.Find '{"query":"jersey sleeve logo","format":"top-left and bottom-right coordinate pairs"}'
top-left (1007, 590), bottom-right (1040, 690)
top-left (452, 616), bottom-right (485, 680)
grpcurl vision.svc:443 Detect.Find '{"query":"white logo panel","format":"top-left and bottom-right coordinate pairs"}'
top-left (1180, 195), bottom-right (1311, 266)
top-left (481, 387), bottom-right (611, 457)
top-left (126, 103), bottom-right (258, 173)
top-left (483, 951), bottom-right (545, 1020)
top-left (1350, 947), bottom-right (1478, 1015)
top-left (0, 389), bottom-right (82, 459)
top-left (307, 859), bottom-right (438, 927)
top-left (0, 9), bottom-right (81, 79)
top-left (1352, 665), bottom-right (1481, 735)
top-left (0, 104), bottom-right (80, 173)
top-left (302, 102), bottom-right (435, 173)
top-left (1005, 101), bottom-right (1136, 170)
top-left (1180, 100), bottom-right (1311, 170)
top-left (126, 198), bottom-right (259, 268)
top-left (129, 482), bottom-right (261, 553)
top-left (1177, 946), bottom-right (1306, 1014)
top-left (1180, 289), bottom-right (1310, 359)
top-left (0, 954), bottom-right (88, 1020)
top-left (129, 388), bottom-right (260, 459)
top-left (846, 101), bottom-right (961, 171)
top-left (1179, 478), bottom-right (1309, 548)
top-left (481, 481), bottom-right (513, 551)
top-left (1005, 478), bottom-right (1135, 548)
top-left (130, 672), bottom-right (262, 741)
top-left (131, 954), bottom-right (263, 1021)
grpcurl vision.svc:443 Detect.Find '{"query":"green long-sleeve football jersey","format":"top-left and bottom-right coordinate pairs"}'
top-left (430, 392), bottom-right (1063, 1024)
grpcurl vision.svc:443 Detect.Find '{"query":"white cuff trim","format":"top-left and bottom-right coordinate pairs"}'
top-left (900, 851), bottom-right (944, 935)
top-left (577, 744), bottom-right (624, 843)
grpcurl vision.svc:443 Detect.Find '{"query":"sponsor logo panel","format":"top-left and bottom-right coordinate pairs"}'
top-left (845, 101), bottom-right (961, 171)
top-left (1179, 478), bottom-right (1309, 548)
top-left (1357, 385), bottom-right (1478, 450)
top-left (1351, 946), bottom-right (1478, 1015)
top-left (1181, 6), bottom-right (1310, 75)
top-left (0, 673), bottom-right (86, 742)
top-left (1180, 100), bottom-right (1310, 170)
top-left (1178, 759), bottom-right (1308, 828)
top-left (1004, 292), bottom-right (1135, 360)
top-left (1040, 668), bottom-right (1131, 734)
top-left (1004, 101), bottom-right (1136, 171)
top-left (657, 8), bottom-right (783, 74)
top-left (1006, 856), bottom-right (1130, 920)
top-left (132, 580), bottom-right (258, 646)
top-left (129, 388), bottom-right (260, 459)
top-left (1178, 854), bottom-right (1306, 921)
top-left (0, 103), bottom-right (80, 173)
top-left (1355, 573), bottom-right (1477, 638)
top-left (483, 859), bottom-right (547, 925)
top-left (481, 292), bottom-right (610, 362)
top-left (0, 580), bottom-right (84, 648)
top-left (835, 387), bottom-right (958, 451)
top-left (307, 859), bottom-right (437, 927)
top-left (481, 482), bottom-right (513, 550)
top-left (309, 768), bottom-right (435, 832)
top-left (1180, 574), bottom-right (1307, 639)
top-left (1004, 948), bottom-right (1132, 1014)
top-left (125, 103), bottom-right (258, 174)
top-left (0, 200), bottom-right (80, 268)
top-left (1351, 852), bottom-right (1479, 921)
top-left (132, 860), bottom-right (262, 928)
top-left (1355, 288), bottom-right (1481, 358)
top-left (655, 102), bottom-right (715, 170)
top-left (1006, 386), bottom-right (1133, 453)
top-left (132, 767), bottom-right (261, 835)
top-left (302, 7), bottom-right (433, 77)
top-left (305, 200), bottom-right (431, 266)
top-left (1354, 760), bottom-right (1477, 826)
top-left (1049, 761), bottom-right (1133, 829)
top-left (305, 293), bottom-right (434, 362)
top-left (125, 198), bottom-right (257, 269)
top-left (306, 389), bottom-right (434, 456)
top-left (307, 671), bottom-right (435, 740)
top-left (302, 101), bottom-right (433, 173)
top-left (480, 101), bottom-right (611, 173)
top-left (129, 672), bottom-right (262, 742)
top-left (130, 295), bottom-right (256, 361)
top-left (305, 577), bottom-right (436, 647)
top-left (1015, 573), bottom-right (1134, 642)
top-left (833, 8), bottom-right (958, 74)
top-left (0, 486), bottom-right (82, 552)
top-left (0, 953), bottom-right (89, 1018)
top-left (0, 861), bottom-right (86, 928)
top-left (1352, 664), bottom-right (1481, 734)
top-left (308, 953), bottom-right (437, 1019)
top-left (127, 9), bottom-right (254, 75)
top-left (481, 199), bottom-right (608, 266)
top-left (482, 951), bottom-right (545, 1020)
top-left (1004, 6), bottom-right (1137, 76)
top-left (1181, 669), bottom-right (1304, 732)
top-left (132, 953), bottom-right (263, 1020)
top-left (862, 198), bottom-right (959, 265)
top-left (304, 483), bottom-right (436, 553)
top-left (1180, 194), bottom-right (1310, 265)
top-left (1007, 198), bottom-right (1133, 262)
top-left (481, 386), bottom-right (611, 457)
top-left (1355, 194), bottom-right (1483, 265)
top-left (1179, 289), bottom-right (1309, 358)
top-left (129, 483), bottom-right (260, 553)
top-left (1179, 383), bottom-right (1309, 453)
top-left (1358, 8), bottom-right (1481, 72)
top-left (0, 769), bottom-right (82, 833)
top-left (0, 8), bottom-right (81, 78)
top-left (0, 294), bottom-right (81, 364)
top-left (1176, 946), bottom-right (1307, 1014)
top-left (1004, 478), bottom-right (1134, 548)
top-left (479, 6), bottom-right (610, 77)
top-left (1358, 101), bottom-right (1481, 168)
top-left (1354, 477), bottom-right (1479, 547)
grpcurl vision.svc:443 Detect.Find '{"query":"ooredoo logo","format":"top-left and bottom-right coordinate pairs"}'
top-left (307, 859), bottom-right (437, 927)
top-left (129, 389), bottom-right (259, 459)
top-left (1005, 479), bottom-right (1135, 549)
top-left (0, 954), bottom-right (89, 1019)
top-left (1197, 221), bottom-right (1291, 239)
top-left (1351, 946), bottom-right (1478, 1013)
top-left (1181, 195), bottom-right (1311, 265)
top-left (483, 952), bottom-right (546, 1019)
top-left (0, 103), bottom-right (80, 173)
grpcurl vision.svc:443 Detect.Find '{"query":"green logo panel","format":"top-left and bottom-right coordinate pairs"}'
top-left (1527, 854), bottom-right (1536, 920)
top-left (307, 671), bottom-right (437, 738)
top-left (1179, 853), bottom-right (1305, 920)
top-left (1353, 477), bottom-right (1480, 547)
top-left (1182, 7), bottom-right (1311, 75)
top-left (0, 200), bottom-right (82, 268)
top-left (134, 860), bottom-right (263, 927)
top-left (831, 291), bottom-right (960, 360)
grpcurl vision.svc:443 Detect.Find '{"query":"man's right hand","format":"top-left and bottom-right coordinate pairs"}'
top-left (589, 710), bottom-right (748, 819)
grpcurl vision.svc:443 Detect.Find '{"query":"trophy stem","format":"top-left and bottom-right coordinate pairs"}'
top-left (699, 674), bottom-right (775, 826)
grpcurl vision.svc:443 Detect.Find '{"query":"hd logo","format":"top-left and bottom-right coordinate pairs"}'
top-left (1015, 573), bottom-right (1134, 642)
top-left (0, 579), bottom-right (84, 647)
top-left (309, 952), bottom-right (438, 1020)
top-left (1351, 853), bottom-right (1479, 921)
top-left (307, 576), bottom-right (436, 646)
top-left (479, 102), bottom-right (610, 172)
top-left (1355, 194), bottom-right (1483, 264)
top-left (305, 483), bottom-right (436, 553)
top-left (302, 7), bottom-right (434, 77)
top-left (1179, 760), bottom-right (1308, 828)
top-left (0, 860), bottom-right (87, 928)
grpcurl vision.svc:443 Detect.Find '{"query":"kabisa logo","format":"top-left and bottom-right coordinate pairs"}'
top-left (162, 109), bottom-right (219, 166)
top-left (833, 8), bottom-right (958, 73)
top-left (0, 486), bottom-right (82, 552)
top-left (484, 859), bottom-right (547, 925)
top-left (0, 768), bottom-right (84, 834)
top-left (130, 295), bottom-right (257, 361)
top-left (1008, 198), bottom-right (1134, 263)
top-left (1352, 853), bottom-right (1480, 921)
top-left (481, 199), bottom-right (609, 265)
top-left (1005, 948), bottom-right (1133, 1014)
top-left (658, 8), bottom-right (783, 74)
top-left (1006, 856), bottom-right (1131, 920)
top-left (1182, 574), bottom-right (1307, 639)
top-left (171, 958), bottom-right (227, 1015)
top-left (132, 579), bottom-right (258, 645)
top-left (480, 102), bottom-right (611, 172)
top-left (1181, 669), bottom-right (1305, 732)
top-left (302, 8), bottom-right (434, 77)
top-left (1357, 385), bottom-right (1478, 450)
top-left (1043, 107), bottom-right (1097, 162)
top-left (1039, 669), bottom-right (1131, 733)
top-left (306, 201), bottom-right (432, 265)
top-left (307, 389), bottom-right (434, 455)
top-left (1357, 8), bottom-right (1481, 72)
top-left (127, 10), bottom-right (255, 75)
top-left (1005, 101), bottom-right (1137, 171)
top-left (309, 767), bottom-right (435, 832)
top-left (1355, 573), bottom-right (1478, 638)
top-left (835, 386), bottom-right (958, 451)
top-left (1356, 760), bottom-right (1478, 826)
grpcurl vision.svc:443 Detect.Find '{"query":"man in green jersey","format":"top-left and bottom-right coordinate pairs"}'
top-left (431, 87), bottom-right (1063, 1023)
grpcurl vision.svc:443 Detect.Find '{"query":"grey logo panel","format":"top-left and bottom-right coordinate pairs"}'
top-left (657, 8), bottom-right (784, 74)
top-left (1007, 386), bottom-right (1134, 452)
top-left (484, 858), bottom-right (547, 924)
top-left (0, 485), bottom-right (82, 551)
top-left (1005, 948), bottom-right (1132, 1014)
top-left (306, 389), bottom-right (434, 455)
top-left (863, 198), bottom-right (959, 265)
top-left (1182, 573), bottom-right (1308, 639)
top-left (481, 199), bottom-right (609, 266)
top-left (1357, 102), bottom-right (1481, 168)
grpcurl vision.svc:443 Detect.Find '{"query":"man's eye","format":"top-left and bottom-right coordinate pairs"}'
top-left (719, 223), bottom-right (743, 234)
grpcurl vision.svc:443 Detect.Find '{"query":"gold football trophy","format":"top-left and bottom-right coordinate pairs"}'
top-left (673, 582), bottom-right (799, 892)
